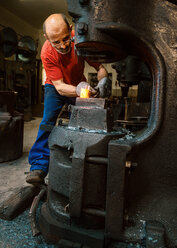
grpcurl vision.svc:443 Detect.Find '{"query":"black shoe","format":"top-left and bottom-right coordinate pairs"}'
top-left (26, 170), bottom-right (46, 184)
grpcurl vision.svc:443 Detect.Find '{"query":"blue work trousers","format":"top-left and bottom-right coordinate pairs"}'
top-left (28, 84), bottom-right (76, 174)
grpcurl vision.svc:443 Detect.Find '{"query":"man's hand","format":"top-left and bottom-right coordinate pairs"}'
top-left (94, 77), bottom-right (112, 98)
top-left (76, 81), bottom-right (97, 97)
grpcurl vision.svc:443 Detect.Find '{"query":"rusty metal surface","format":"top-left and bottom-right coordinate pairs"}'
top-left (40, 0), bottom-right (177, 247)
top-left (39, 203), bottom-right (105, 248)
top-left (68, 98), bottom-right (112, 132)
top-left (75, 97), bottom-right (106, 108)
top-left (48, 121), bottom-right (125, 218)
top-left (39, 98), bottom-right (125, 243)
top-left (29, 185), bottom-right (47, 237)
top-left (69, 107), bottom-right (112, 132)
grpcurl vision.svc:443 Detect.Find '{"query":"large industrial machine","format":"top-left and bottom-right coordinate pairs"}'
top-left (0, 27), bottom-right (37, 162)
top-left (39, 0), bottom-right (177, 247)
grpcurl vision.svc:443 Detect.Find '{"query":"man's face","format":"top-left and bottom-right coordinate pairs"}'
top-left (47, 26), bottom-right (72, 55)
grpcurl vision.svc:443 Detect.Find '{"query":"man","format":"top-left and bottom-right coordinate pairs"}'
top-left (26, 13), bottom-right (109, 184)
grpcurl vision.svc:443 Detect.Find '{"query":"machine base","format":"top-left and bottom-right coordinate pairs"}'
top-left (39, 203), bottom-right (105, 248)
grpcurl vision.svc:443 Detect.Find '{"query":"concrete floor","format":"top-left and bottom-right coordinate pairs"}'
top-left (0, 117), bottom-right (40, 203)
top-left (0, 117), bottom-right (56, 248)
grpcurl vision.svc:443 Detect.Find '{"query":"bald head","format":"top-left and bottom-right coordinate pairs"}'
top-left (43, 13), bottom-right (72, 55)
top-left (43, 13), bottom-right (70, 38)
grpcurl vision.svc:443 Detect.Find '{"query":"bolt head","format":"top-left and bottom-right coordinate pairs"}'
top-left (77, 22), bottom-right (88, 35)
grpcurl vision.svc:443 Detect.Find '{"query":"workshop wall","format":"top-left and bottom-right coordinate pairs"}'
top-left (0, 6), bottom-right (39, 57)
top-left (0, 6), bottom-right (37, 35)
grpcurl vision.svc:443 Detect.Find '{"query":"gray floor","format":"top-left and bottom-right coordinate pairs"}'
top-left (0, 117), bottom-right (56, 248)
top-left (0, 117), bottom-right (40, 203)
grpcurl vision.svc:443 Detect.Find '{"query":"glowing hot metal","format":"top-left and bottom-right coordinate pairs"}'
top-left (80, 88), bottom-right (90, 98)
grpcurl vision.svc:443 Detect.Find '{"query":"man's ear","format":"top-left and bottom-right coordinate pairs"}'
top-left (69, 24), bottom-right (72, 32)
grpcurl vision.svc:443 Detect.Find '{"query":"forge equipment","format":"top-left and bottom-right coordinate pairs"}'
top-left (39, 0), bottom-right (177, 247)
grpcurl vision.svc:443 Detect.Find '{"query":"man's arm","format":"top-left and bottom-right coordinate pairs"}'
top-left (97, 65), bottom-right (108, 81)
top-left (52, 79), bottom-right (77, 97)
top-left (95, 65), bottom-right (112, 98)
top-left (52, 64), bottom-right (108, 97)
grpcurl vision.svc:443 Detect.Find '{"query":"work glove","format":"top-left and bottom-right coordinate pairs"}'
top-left (76, 81), bottom-right (97, 97)
top-left (94, 77), bottom-right (112, 98)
